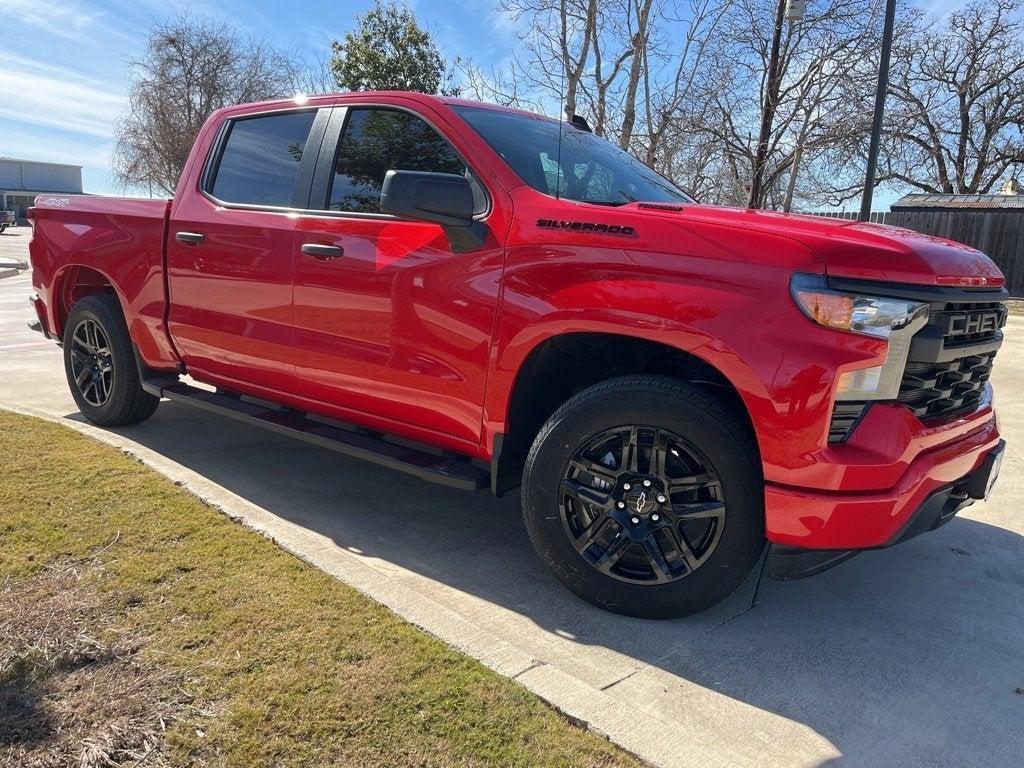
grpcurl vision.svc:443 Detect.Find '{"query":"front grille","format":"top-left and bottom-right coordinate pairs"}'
top-left (898, 351), bottom-right (996, 421)
top-left (934, 301), bottom-right (1007, 347)
top-left (822, 278), bottom-right (1006, 440)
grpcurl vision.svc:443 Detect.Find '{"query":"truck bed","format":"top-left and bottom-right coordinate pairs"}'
top-left (29, 195), bottom-right (176, 367)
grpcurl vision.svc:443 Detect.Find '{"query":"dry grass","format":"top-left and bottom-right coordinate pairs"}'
top-left (0, 410), bottom-right (640, 768)
top-left (1, 560), bottom-right (189, 767)
top-left (1006, 299), bottom-right (1024, 317)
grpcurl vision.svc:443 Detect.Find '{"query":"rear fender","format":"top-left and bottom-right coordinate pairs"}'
top-left (30, 197), bottom-right (180, 369)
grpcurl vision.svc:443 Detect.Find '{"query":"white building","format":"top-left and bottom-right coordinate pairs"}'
top-left (1, 157), bottom-right (84, 220)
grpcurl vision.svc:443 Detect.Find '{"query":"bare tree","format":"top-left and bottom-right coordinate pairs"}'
top-left (498, 0), bottom-right (598, 118)
top-left (494, 0), bottom-right (669, 147)
top-left (701, 0), bottom-right (883, 208)
top-left (879, 0), bottom-right (1024, 194)
top-left (636, 1), bottom-right (734, 176)
top-left (617, 0), bottom-right (656, 149)
top-left (290, 48), bottom-right (337, 96)
top-left (456, 59), bottom-right (546, 111)
top-left (471, 0), bottom-right (1024, 211)
top-left (581, 0), bottom-right (634, 137)
top-left (113, 16), bottom-right (300, 195)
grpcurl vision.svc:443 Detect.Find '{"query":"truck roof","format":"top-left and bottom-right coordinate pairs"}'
top-left (218, 91), bottom-right (558, 123)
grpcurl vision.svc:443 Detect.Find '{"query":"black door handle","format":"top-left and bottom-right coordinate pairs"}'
top-left (301, 243), bottom-right (345, 260)
top-left (175, 231), bottom-right (206, 245)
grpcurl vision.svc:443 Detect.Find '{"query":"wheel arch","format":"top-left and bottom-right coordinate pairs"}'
top-left (490, 329), bottom-right (762, 496)
top-left (51, 264), bottom-right (124, 339)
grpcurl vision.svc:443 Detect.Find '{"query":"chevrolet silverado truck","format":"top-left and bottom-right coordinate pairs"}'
top-left (28, 93), bottom-right (1007, 618)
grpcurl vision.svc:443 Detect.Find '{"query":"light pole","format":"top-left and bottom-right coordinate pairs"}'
top-left (749, 1), bottom-right (806, 209)
top-left (748, 0), bottom-right (790, 209)
top-left (859, 0), bottom-right (897, 222)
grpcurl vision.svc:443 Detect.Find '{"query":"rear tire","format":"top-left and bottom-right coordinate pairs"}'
top-left (63, 295), bottom-right (159, 426)
top-left (521, 375), bottom-right (764, 619)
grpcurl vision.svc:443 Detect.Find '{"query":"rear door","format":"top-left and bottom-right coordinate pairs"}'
top-left (166, 107), bottom-right (328, 393)
top-left (291, 102), bottom-right (506, 446)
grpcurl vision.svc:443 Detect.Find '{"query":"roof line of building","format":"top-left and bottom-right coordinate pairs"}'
top-left (0, 157), bottom-right (83, 169)
top-left (1, 189), bottom-right (92, 196)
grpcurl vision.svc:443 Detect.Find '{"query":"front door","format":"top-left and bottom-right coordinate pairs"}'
top-left (167, 107), bottom-right (327, 393)
top-left (292, 104), bottom-right (505, 446)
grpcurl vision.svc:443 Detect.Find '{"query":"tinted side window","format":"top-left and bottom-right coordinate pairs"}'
top-left (211, 111), bottom-right (317, 207)
top-left (328, 108), bottom-right (469, 214)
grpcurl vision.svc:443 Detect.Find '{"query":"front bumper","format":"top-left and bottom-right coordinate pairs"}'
top-left (767, 438), bottom-right (1005, 579)
top-left (764, 400), bottom-right (1001, 550)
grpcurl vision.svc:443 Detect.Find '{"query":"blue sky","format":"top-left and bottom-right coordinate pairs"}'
top-left (2, 0), bottom-right (969, 204)
top-left (1, 0), bottom-right (520, 196)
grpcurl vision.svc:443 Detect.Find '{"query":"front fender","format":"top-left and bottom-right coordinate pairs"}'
top-left (697, 309), bottom-right (887, 486)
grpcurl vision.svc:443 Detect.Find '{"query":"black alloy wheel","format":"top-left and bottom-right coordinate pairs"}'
top-left (522, 375), bottom-right (764, 618)
top-left (69, 318), bottom-right (114, 407)
top-left (63, 295), bottom-right (160, 426)
top-left (560, 425), bottom-right (726, 585)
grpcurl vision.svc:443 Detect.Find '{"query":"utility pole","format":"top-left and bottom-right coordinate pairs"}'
top-left (748, 0), bottom-right (789, 209)
top-left (859, 0), bottom-right (897, 222)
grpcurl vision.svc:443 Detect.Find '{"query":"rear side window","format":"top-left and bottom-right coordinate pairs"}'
top-left (327, 108), bottom-right (475, 214)
top-left (210, 111), bottom-right (317, 207)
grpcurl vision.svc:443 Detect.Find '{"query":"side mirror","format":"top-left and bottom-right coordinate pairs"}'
top-left (379, 170), bottom-right (488, 253)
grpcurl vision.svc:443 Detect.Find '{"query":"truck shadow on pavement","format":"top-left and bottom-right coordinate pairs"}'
top-left (70, 403), bottom-right (1024, 768)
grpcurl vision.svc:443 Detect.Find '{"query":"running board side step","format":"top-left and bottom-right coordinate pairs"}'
top-left (142, 381), bottom-right (489, 491)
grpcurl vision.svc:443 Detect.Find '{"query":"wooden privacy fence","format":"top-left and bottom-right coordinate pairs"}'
top-left (807, 194), bottom-right (1024, 297)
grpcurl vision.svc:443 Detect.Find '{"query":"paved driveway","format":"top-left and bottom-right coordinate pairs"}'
top-left (2, 227), bottom-right (1022, 767)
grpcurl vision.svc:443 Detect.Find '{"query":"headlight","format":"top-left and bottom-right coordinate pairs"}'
top-left (790, 273), bottom-right (929, 401)
top-left (790, 273), bottom-right (928, 339)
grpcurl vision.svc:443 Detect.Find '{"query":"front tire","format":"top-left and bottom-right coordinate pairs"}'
top-left (63, 295), bottom-right (159, 426)
top-left (521, 375), bottom-right (764, 619)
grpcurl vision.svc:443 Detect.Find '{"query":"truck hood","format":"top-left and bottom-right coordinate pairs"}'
top-left (641, 203), bottom-right (1005, 289)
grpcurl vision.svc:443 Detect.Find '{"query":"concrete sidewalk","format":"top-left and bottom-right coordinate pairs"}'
top-left (1, 228), bottom-right (1021, 768)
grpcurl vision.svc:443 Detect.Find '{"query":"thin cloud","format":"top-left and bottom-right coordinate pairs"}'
top-left (0, 54), bottom-right (126, 139)
top-left (7, 0), bottom-right (101, 39)
top-left (2, 123), bottom-right (113, 169)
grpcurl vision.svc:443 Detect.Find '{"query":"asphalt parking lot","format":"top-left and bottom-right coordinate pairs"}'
top-left (2, 227), bottom-right (1022, 768)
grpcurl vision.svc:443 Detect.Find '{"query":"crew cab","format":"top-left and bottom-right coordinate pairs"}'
top-left (28, 92), bottom-right (1007, 618)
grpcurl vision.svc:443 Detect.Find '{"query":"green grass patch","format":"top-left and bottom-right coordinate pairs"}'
top-left (0, 411), bottom-right (639, 768)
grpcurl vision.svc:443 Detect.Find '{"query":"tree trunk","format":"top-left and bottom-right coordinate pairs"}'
top-left (618, 0), bottom-right (654, 150)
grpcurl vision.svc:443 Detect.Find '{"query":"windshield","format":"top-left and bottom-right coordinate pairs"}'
top-left (455, 106), bottom-right (692, 206)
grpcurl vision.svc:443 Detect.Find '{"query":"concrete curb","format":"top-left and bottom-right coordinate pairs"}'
top-left (0, 401), bottom-right (743, 768)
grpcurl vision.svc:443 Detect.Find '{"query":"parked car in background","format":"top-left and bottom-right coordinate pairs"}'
top-left (0, 210), bottom-right (15, 232)
top-left (26, 92), bottom-right (1007, 618)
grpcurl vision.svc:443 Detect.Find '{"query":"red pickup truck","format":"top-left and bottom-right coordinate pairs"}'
top-left (28, 92), bottom-right (1006, 618)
